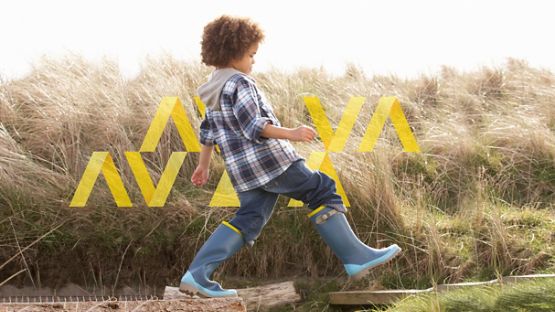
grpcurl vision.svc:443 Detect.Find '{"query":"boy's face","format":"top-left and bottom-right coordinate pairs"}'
top-left (230, 42), bottom-right (258, 75)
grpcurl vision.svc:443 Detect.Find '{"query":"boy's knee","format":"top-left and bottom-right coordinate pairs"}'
top-left (312, 172), bottom-right (345, 210)
top-left (228, 216), bottom-right (266, 247)
top-left (322, 173), bottom-right (337, 189)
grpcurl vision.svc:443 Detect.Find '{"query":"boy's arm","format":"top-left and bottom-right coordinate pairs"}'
top-left (231, 77), bottom-right (317, 143)
top-left (191, 143), bottom-right (213, 186)
top-left (260, 123), bottom-right (291, 140)
top-left (198, 143), bottom-right (214, 168)
top-left (261, 123), bottom-right (317, 142)
top-left (198, 116), bottom-right (216, 167)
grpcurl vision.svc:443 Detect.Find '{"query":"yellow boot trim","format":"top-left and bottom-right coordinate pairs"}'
top-left (222, 221), bottom-right (242, 235)
top-left (307, 205), bottom-right (327, 218)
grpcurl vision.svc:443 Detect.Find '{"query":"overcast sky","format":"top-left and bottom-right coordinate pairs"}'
top-left (1, 0), bottom-right (554, 80)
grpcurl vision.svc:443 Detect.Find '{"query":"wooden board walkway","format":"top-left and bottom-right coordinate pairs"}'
top-left (0, 281), bottom-right (299, 312)
top-left (329, 273), bottom-right (555, 305)
top-left (164, 280), bottom-right (300, 311)
top-left (0, 297), bottom-right (247, 312)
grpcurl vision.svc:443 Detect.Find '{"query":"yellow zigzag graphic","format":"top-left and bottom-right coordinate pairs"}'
top-left (70, 152), bottom-right (132, 207)
top-left (359, 96), bottom-right (421, 152)
top-left (70, 95), bottom-right (419, 208)
top-left (304, 96), bottom-right (365, 152)
top-left (70, 97), bottom-right (194, 207)
top-left (140, 97), bottom-right (200, 152)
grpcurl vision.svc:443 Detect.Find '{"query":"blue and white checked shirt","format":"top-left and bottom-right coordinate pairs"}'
top-left (198, 71), bottom-right (304, 192)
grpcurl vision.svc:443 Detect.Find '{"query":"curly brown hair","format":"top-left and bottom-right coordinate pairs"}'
top-left (201, 15), bottom-right (265, 68)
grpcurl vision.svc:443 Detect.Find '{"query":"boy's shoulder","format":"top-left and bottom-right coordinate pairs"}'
top-left (198, 68), bottom-right (259, 111)
top-left (222, 72), bottom-right (257, 93)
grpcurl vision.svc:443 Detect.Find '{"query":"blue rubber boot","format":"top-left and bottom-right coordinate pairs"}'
top-left (309, 206), bottom-right (402, 280)
top-left (179, 221), bottom-right (244, 297)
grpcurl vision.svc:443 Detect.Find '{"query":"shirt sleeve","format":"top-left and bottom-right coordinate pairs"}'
top-left (199, 117), bottom-right (215, 146)
top-left (232, 78), bottom-right (273, 144)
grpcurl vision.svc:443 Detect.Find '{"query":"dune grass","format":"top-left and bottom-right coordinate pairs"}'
top-left (0, 56), bottom-right (554, 301)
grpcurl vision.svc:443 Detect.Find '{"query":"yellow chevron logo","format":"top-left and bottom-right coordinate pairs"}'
top-left (200, 95), bottom-right (420, 207)
top-left (70, 95), bottom-right (419, 208)
top-left (70, 97), bottom-right (193, 207)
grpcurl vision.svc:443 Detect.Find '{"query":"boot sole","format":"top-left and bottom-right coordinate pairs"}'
top-left (179, 283), bottom-right (209, 298)
top-left (350, 246), bottom-right (402, 281)
top-left (179, 283), bottom-right (238, 298)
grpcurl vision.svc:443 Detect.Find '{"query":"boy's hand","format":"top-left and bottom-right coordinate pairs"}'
top-left (289, 125), bottom-right (317, 142)
top-left (191, 165), bottom-right (210, 187)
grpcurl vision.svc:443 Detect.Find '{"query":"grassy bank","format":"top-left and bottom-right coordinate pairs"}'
top-left (383, 278), bottom-right (555, 312)
top-left (0, 56), bottom-right (554, 301)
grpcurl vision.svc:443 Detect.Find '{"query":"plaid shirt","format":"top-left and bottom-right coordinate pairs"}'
top-left (199, 73), bottom-right (304, 192)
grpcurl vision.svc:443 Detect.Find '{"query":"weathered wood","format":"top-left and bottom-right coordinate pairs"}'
top-left (329, 273), bottom-right (555, 306)
top-left (500, 273), bottom-right (555, 283)
top-left (163, 286), bottom-right (195, 300)
top-left (0, 298), bottom-right (246, 311)
top-left (329, 289), bottom-right (430, 305)
top-left (164, 280), bottom-right (300, 311)
top-left (237, 281), bottom-right (301, 311)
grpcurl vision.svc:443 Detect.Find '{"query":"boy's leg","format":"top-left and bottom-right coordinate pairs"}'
top-left (180, 221), bottom-right (244, 297)
top-left (308, 206), bottom-right (401, 280)
top-left (261, 159), bottom-right (346, 212)
top-left (262, 159), bottom-right (401, 280)
top-left (229, 188), bottom-right (280, 247)
top-left (180, 187), bottom-right (279, 297)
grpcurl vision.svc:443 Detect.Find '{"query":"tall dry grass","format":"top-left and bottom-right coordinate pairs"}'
top-left (0, 56), bottom-right (554, 295)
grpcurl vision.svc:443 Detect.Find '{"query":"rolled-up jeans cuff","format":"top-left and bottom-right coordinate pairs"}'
top-left (326, 203), bottom-right (347, 213)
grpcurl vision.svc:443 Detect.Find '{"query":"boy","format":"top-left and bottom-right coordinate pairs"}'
top-left (180, 15), bottom-right (401, 298)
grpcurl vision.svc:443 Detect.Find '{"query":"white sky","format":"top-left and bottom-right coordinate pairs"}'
top-left (1, 0), bottom-right (554, 80)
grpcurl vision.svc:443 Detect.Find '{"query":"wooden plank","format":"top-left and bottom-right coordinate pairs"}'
top-left (329, 274), bottom-right (555, 306)
top-left (500, 273), bottom-right (555, 283)
top-left (0, 298), bottom-right (247, 312)
top-left (164, 280), bottom-right (300, 311)
top-left (237, 281), bottom-right (301, 311)
top-left (329, 289), bottom-right (430, 305)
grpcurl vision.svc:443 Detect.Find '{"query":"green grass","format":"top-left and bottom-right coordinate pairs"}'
top-left (380, 278), bottom-right (555, 312)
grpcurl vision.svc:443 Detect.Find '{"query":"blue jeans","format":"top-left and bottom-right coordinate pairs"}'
top-left (228, 159), bottom-right (346, 246)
